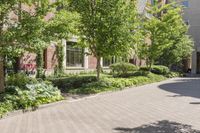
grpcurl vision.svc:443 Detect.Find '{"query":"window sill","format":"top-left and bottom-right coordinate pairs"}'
top-left (102, 67), bottom-right (110, 69)
top-left (66, 67), bottom-right (85, 70)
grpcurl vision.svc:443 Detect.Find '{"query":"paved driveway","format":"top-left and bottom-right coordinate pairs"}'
top-left (1, 77), bottom-right (200, 133)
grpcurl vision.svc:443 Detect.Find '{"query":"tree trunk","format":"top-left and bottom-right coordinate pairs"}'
top-left (149, 59), bottom-right (153, 71)
top-left (0, 57), bottom-right (5, 92)
top-left (13, 57), bottom-right (20, 73)
top-left (96, 56), bottom-right (101, 81)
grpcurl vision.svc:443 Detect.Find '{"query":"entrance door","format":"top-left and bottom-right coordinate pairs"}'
top-left (197, 52), bottom-right (200, 74)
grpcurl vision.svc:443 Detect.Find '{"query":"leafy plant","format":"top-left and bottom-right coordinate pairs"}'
top-left (140, 65), bottom-right (170, 75)
top-left (56, 72), bottom-right (167, 95)
top-left (6, 73), bottom-right (38, 88)
top-left (151, 65), bottom-right (170, 75)
top-left (49, 75), bottom-right (97, 92)
top-left (110, 62), bottom-right (138, 77)
top-left (1, 76), bottom-right (63, 117)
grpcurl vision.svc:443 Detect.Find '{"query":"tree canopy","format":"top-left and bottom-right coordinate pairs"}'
top-left (137, 2), bottom-right (193, 68)
top-left (69, 0), bottom-right (138, 79)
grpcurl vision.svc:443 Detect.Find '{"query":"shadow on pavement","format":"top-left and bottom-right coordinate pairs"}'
top-left (114, 120), bottom-right (200, 133)
top-left (158, 77), bottom-right (200, 99)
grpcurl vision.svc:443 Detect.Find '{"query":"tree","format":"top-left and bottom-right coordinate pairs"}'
top-left (139, 2), bottom-right (191, 69)
top-left (0, 0), bottom-right (23, 92)
top-left (0, 0), bottom-right (53, 91)
top-left (158, 35), bottom-right (193, 68)
top-left (69, 0), bottom-right (137, 80)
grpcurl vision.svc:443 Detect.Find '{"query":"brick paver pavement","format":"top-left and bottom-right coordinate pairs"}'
top-left (1, 77), bottom-right (200, 133)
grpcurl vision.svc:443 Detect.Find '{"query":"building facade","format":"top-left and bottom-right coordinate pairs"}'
top-left (182, 0), bottom-right (200, 74)
top-left (19, 1), bottom-right (150, 75)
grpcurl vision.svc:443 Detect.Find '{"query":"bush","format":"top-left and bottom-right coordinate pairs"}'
top-left (0, 82), bottom-right (63, 117)
top-left (166, 72), bottom-right (183, 78)
top-left (151, 65), bottom-right (170, 75)
top-left (132, 70), bottom-right (150, 76)
top-left (69, 80), bottom-right (112, 94)
top-left (0, 101), bottom-right (13, 118)
top-left (110, 62), bottom-right (138, 77)
top-left (0, 74), bottom-right (63, 117)
top-left (67, 73), bottom-right (166, 94)
top-left (139, 66), bottom-right (150, 71)
top-left (139, 65), bottom-right (170, 75)
top-left (49, 75), bottom-right (97, 92)
top-left (6, 73), bottom-right (38, 88)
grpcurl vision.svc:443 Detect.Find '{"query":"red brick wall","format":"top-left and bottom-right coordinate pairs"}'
top-left (88, 56), bottom-right (97, 69)
top-left (20, 47), bottom-right (147, 73)
top-left (45, 44), bottom-right (57, 70)
top-left (20, 44), bottom-right (57, 72)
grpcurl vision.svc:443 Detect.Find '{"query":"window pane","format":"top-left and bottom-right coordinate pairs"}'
top-left (103, 57), bottom-right (115, 67)
top-left (182, 1), bottom-right (189, 7)
top-left (66, 42), bottom-right (84, 67)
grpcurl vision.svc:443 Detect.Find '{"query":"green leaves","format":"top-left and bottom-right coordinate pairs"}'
top-left (45, 9), bottom-right (80, 41)
top-left (69, 0), bottom-right (138, 58)
top-left (138, 2), bottom-right (192, 67)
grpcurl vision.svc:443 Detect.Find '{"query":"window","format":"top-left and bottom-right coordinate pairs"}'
top-left (103, 57), bottom-right (116, 67)
top-left (182, 0), bottom-right (189, 7)
top-left (66, 42), bottom-right (84, 67)
top-left (185, 20), bottom-right (189, 25)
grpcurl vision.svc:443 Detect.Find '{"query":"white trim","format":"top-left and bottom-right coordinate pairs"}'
top-left (84, 48), bottom-right (89, 69)
top-left (100, 58), bottom-right (103, 67)
top-left (66, 41), bottom-right (85, 68)
top-left (62, 39), bottom-right (67, 69)
top-left (192, 51), bottom-right (197, 74)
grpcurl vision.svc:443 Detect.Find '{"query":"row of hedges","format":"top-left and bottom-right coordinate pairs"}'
top-left (68, 72), bottom-right (166, 94)
top-left (140, 65), bottom-right (170, 75)
top-left (49, 72), bottom-right (167, 95)
top-left (48, 75), bottom-right (98, 93)
top-left (110, 62), bottom-right (172, 77)
top-left (0, 73), bottom-right (63, 117)
top-left (48, 63), bottom-right (181, 95)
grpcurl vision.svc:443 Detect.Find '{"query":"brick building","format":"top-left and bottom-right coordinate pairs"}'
top-left (182, 0), bottom-right (200, 74)
top-left (18, 1), bottom-right (151, 75)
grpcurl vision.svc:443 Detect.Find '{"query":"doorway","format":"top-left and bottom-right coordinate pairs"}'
top-left (197, 52), bottom-right (200, 74)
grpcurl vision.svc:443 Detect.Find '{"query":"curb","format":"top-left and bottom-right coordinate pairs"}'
top-left (0, 100), bottom-right (67, 120)
top-left (0, 93), bottom-right (101, 120)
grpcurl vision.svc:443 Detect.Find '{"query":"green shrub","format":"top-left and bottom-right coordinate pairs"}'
top-left (3, 83), bottom-right (63, 110)
top-left (49, 75), bottom-right (97, 92)
top-left (166, 72), bottom-right (182, 78)
top-left (139, 65), bottom-right (170, 75)
top-left (139, 66), bottom-right (150, 71)
top-left (0, 101), bottom-right (13, 118)
top-left (151, 65), bottom-right (170, 75)
top-left (6, 73), bottom-right (38, 88)
top-left (110, 62), bottom-right (138, 77)
top-left (0, 77), bottom-right (63, 117)
top-left (69, 80), bottom-right (112, 94)
top-left (132, 70), bottom-right (150, 76)
top-left (67, 73), bottom-right (167, 94)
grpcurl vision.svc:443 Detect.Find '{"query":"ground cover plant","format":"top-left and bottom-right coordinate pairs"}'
top-left (68, 72), bottom-right (167, 94)
top-left (48, 64), bottom-right (182, 95)
top-left (0, 73), bottom-right (63, 117)
top-left (49, 67), bottom-right (173, 95)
